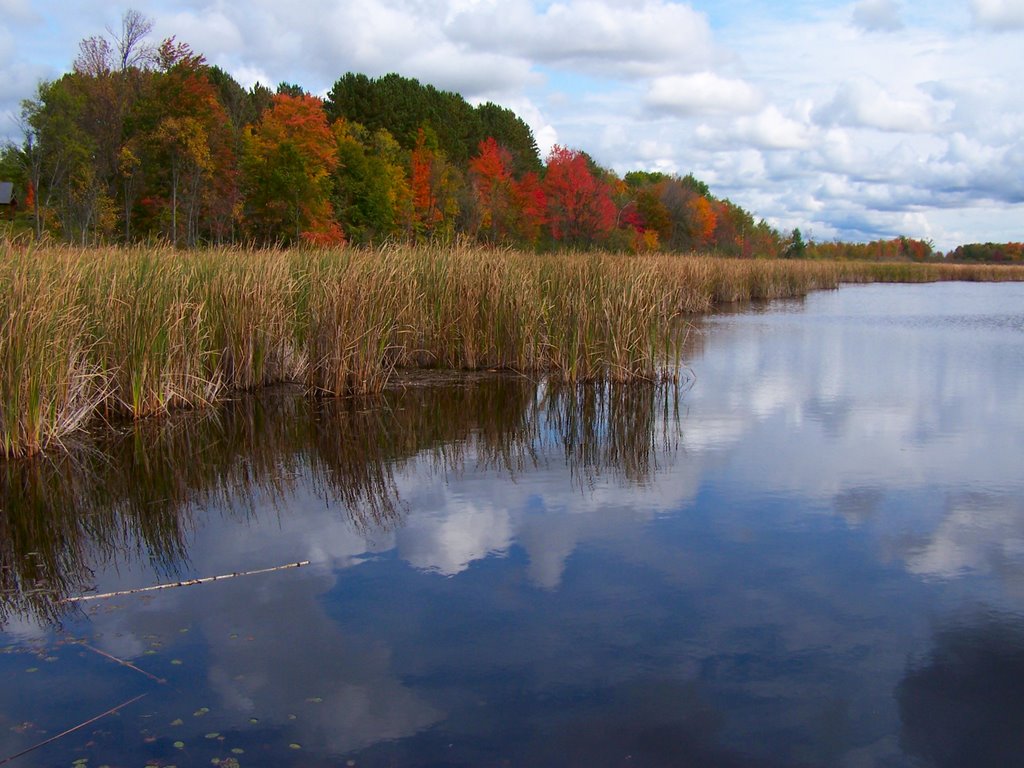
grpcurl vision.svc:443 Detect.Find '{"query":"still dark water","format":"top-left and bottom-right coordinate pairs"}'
top-left (3, 282), bottom-right (1024, 767)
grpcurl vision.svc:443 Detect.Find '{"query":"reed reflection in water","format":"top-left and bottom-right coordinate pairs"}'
top-left (0, 375), bottom-right (686, 628)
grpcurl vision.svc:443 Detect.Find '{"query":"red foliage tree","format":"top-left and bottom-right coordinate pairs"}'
top-left (409, 127), bottom-right (458, 240)
top-left (543, 145), bottom-right (615, 246)
top-left (511, 171), bottom-right (546, 245)
top-left (468, 137), bottom-right (514, 241)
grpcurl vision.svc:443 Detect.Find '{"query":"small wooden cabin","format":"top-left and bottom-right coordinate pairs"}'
top-left (0, 182), bottom-right (17, 220)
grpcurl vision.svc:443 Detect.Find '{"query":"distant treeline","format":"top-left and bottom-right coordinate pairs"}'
top-left (946, 242), bottom-right (1024, 263)
top-left (805, 238), bottom-right (1024, 264)
top-left (0, 11), bottom-right (798, 254)
top-left (805, 236), bottom-right (937, 262)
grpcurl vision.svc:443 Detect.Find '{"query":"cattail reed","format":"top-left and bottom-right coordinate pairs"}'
top-left (1, 240), bottom-right (1021, 459)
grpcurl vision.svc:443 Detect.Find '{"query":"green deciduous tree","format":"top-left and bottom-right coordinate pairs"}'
top-left (243, 93), bottom-right (342, 245)
top-left (331, 120), bottom-right (409, 244)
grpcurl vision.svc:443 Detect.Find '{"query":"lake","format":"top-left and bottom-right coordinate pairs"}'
top-left (2, 281), bottom-right (1024, 767)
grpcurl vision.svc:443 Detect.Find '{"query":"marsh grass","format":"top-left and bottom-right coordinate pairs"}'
top-left (2, 241), bottom-right (1022, 459)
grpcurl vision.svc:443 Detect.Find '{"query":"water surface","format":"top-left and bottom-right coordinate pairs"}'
top-left (2, 281), bottom-right (1024, 767)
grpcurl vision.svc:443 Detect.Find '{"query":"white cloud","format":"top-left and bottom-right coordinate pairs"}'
top-left (646, 72), bottom-right (762, 116)
top-left (232, 65), bottom-right (274, 91)
top-left (447, 0), bottom-right (715, 78)
top-left (493, 95), bottom-right (560, 157)
top-left (970, 0), bottom-right (1024, 29)
top-left (157, 9), bottom-right (245, 56)
top-left (852, 0), bottom-right (905, 31)
top-left (735, 105), bottom-right (814, 150)
top-left (815, 80), bottom-right (948, 133)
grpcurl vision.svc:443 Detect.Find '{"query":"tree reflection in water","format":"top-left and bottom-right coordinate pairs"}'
top-left (0, 375), bottom-right (685, 627)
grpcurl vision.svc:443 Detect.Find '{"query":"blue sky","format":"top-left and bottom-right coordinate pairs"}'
top-left (2, 0), bottom-right (1022, 249)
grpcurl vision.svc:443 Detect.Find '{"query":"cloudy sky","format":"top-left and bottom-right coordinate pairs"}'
top-left (1, 0), bottom-right (1022, 249)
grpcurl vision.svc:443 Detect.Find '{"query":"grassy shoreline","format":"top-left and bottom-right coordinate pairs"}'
top-left (2, 242), bottom-right (1022, 459)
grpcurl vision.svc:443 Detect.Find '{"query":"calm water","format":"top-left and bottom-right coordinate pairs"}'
top-left (3, 282), bottom-right (1024, 767)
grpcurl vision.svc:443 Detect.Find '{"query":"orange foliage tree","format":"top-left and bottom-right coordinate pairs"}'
top-left (243, 93), bottom-right (343, 245)
top-left (686, 195), bottom-right (717, 249)
top-left (135, 39), bottom-right (239, 245)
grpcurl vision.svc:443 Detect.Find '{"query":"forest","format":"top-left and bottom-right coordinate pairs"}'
top-left (0, 12), bottom-right (823, 257)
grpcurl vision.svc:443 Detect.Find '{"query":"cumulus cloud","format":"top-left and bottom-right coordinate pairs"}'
top-left (494, 95), bottom-right (560, 157)
top-left (646, 72), bottom-right (761, 116)
top-left (139, 0), bottom-right (717, 98)
top-left (852, 0), bottom-right (904, 31)
top-left (157, 8), bottom-right (245, 57)
top-left (146, 0), bottom-right (539, 100)
top-left (735, 105), bottom-right (814, 150)
top-left (970, 0), bottom-right (1024, 30)
top-left (446, 0), bottom-right (715, 78)
top-left (814, 79), bottom-right (947, 133)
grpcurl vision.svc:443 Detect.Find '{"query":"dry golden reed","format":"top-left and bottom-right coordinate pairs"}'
top-left (1, 241), bottom-right (1021, 459)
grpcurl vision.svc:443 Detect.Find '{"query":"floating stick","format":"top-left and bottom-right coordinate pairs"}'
top-left (61, 560), bottom-right (311, 603)
top-left (78, 641), bottom-right (165, 684)
top-left (0, 693), bottom-right (147, 765)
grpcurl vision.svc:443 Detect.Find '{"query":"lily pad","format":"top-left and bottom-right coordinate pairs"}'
top-left (173, 741), bottom-right (185, 749)
top-left (289, 743), bottom-right (302, 750)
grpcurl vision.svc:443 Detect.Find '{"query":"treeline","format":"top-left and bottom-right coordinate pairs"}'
top-left (805, 236), bottom-right (937, 262)
top-left (946, 242), bottom-right (1024, 263)
top-left (0, 11), bottom-right (790, 255)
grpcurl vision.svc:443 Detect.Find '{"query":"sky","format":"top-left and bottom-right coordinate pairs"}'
top-left (1, 0), bottom-right (1022, 250)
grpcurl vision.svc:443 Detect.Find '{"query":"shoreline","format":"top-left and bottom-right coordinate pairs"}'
top-left (3, 242), bottom-right (1022, 460)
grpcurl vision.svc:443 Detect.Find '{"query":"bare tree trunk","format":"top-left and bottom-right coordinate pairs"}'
top-left (171, 161), bottom-right (178, 247)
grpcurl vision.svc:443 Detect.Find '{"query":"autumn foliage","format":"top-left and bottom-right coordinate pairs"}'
top-left (543, 145), bottom-right (615, 246)
top-left (243, 94), bottom-right (343, 245)
top-left (3, 11), bottom-right (858, 258)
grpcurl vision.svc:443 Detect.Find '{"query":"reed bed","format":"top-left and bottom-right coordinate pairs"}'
top-left (2, 241), bottom-right (1022, 459)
